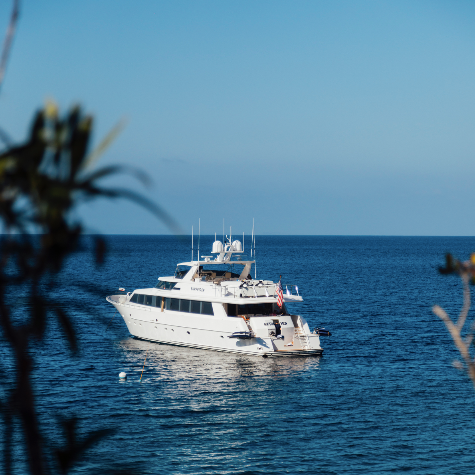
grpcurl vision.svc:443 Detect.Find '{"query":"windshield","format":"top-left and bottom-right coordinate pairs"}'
top-left (175, 265), bottom-right (191, 279)
top-left (155, 281), bottom-right (177, 290)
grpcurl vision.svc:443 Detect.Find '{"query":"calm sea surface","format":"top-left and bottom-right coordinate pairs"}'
top-left (7, 236), bottom-right (475, 474)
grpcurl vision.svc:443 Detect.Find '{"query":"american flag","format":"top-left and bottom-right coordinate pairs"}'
top-left (276, 280), bottom-right (283, 308)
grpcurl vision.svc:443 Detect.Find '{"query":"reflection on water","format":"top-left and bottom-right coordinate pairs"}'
top-left (101, 336), bottom-right (326, 474)
top-left (117, 338), bottom-right (321, 385)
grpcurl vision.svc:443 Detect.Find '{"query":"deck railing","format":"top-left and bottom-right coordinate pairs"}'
top-left (109, 282), bottom-right (300, 301)
top-left (217, 282), bottom-right (300, 299)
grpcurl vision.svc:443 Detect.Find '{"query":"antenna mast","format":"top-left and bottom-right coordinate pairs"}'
top-left (192, 225), bottom-right (193, 262)
top-left (251, 220), bottom-right (254, 258)
top-left (198, 218), bottom-right (200, 263)
top-left (253, 219), bottom-right (256, 279)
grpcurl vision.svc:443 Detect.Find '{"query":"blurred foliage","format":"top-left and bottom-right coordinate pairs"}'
top-left (0, 104), bottom-right (166, 474)
top-left (434, 253), bottom-right (475, 388)
top-left (438, 252), bottom-right (475, 283)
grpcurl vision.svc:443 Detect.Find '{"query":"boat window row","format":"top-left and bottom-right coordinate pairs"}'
top-left (130, 293), bottom-right (158, 306)
top-left (227, 302), bottom-right (288, 316)
top-left (155, 280), bottom-right (177, 290)
top-left (166, 298), bottom-right (213, 315)
top-left (129, 293), bottom-right (214, 315)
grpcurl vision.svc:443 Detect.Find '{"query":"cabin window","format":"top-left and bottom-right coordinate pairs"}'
top-left (169, 298), bottom-right (180, 312)
top-left (191, 300), bottom-right (201, 314)
top-left (226, 302), bottom-right (288, 316)
top-left (129, 294), bottom-right (162, 307)
top-left (163, 298), bottom-right (213, 315)
top-left (180, 299), bottom-right (191, 313)
top-left (201, 301), bottom-right (213, 315)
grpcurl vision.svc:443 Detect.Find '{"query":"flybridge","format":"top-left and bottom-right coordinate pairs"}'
top-left (172, 224), bottom-right (302, 302)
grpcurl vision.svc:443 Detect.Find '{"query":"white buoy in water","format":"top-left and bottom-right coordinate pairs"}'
top-left (119, 372), bottom-right (127, 380)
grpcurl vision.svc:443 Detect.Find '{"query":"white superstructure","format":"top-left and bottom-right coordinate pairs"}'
top-left (106, 237), bottom-right (324, 357)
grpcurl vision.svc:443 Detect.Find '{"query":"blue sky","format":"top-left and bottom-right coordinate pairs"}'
top-left (1, 0), bottom-right (475, 235)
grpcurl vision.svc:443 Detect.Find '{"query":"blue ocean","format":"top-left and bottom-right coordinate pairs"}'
top-left (11, 236), bottom-right (475, 474)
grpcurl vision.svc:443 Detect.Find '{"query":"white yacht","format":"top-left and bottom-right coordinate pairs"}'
top-left (106, 237), bottom-right (328, 357)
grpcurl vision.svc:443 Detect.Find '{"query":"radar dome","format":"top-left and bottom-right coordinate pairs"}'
top-left (232, 240), bottom-right (242, 251)
top-left (212, 240), bottom-right (223, 253)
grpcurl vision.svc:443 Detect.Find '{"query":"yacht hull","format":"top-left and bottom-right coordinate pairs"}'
top-left (107, 296), bottom-right (323, 357)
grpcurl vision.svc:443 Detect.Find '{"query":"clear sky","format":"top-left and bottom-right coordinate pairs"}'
top-left (1, 0), bottom-right (475, 235)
